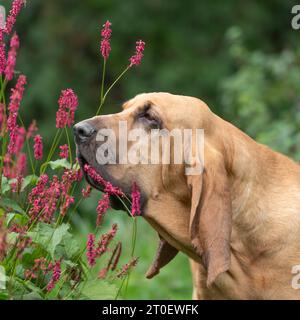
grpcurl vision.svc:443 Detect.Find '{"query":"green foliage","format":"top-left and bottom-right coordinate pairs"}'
top-left (221, 27), bottom-right (300, 160)
top-left (81, 280), bottom-right (118, 300)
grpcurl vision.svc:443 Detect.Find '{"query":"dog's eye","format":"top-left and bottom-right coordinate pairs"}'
top-left (139, 112), bottom-right (160, 128)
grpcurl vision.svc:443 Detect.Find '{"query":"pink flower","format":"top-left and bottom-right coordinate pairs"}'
top-left (56, 89), bottom-right (78, 128)
top-left (0, 30), bottom-right (6, 75)
top-left (117, 257), bottom-right (138, 278)
top-left (16, 152), bottom-right (26, 175)
top-left (95, 224), bottom-right (118, 258)
top-left (26, 120), bottom-right (38, 139)
top-left (59, 144), bottom-right (69, 159)
top-left (4, 0), bottom-right (25, 35)
top-left (96, 193), bottom-right (110, 226)
top-left (111, 242), bottom-right (122, 271)
top-left (47, 260), bottom-right (61, 291)
top-left (15, 126), bottom-right (26, 154)
top-left (87, 233), bottom-right (96, 267)
top-left (82, 185), bottom-right (92, 198)
top-left (98, 268), bottom-right (108, 279)
top-left (3, 154), bottom-right (12, 178)
top-left (7, 126), bottom-right (18, 155)
top-left (0, 218), bottom-right (7, 261)
top-left (131, 182), bottom-right (141, 216)
top-left (10, 174), bottom-right (23, 193)
top-left (7, 74), bottom-right (26, 131)
top-left (60, 194), bottom-right (74, 216)
top-left (33, 134), bottom-right (43, 160)
top-left (83, 164), bottom-right (124, 197)
top-left (4, 32), bottom-right (19, 81)
top-left (24, 258), bottom-right (48, 280)
top-left (16, 235), bottom-right (32, 259)
top-left (28, 176), bottom-right (58, 222)
top-left (129, 40), bottom-right (145, 67)
top-left (61, 168), bottom-right (82, 194)
top-left (100, 20), bottom-right (112, 60)
top-left (7, 75), bottom-right (27, 154)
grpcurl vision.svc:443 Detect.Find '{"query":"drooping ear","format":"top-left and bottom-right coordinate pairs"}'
top-left (187, 150), bottom-right (232, 287)
top-left (146, 234), bottom-right (178, 279)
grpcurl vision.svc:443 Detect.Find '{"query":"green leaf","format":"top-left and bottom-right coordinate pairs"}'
top-left (48, 223), bottom-right (70, 258)
top-left (61, 232), bottom-right (80, 259)
top-left (81, 280), bottom-right (118, 300)
top-left (1, 176), bottom-right (10, 194)
top-left (49, 159), bottom-right (71, 170)
top-left (29, 222), bottom-right (79, 260)
top-left (6, 213), bottom-right (24, 226)
top-left (6, 232), bottom-right (18, 245)
top-left (0, 292), bottom-right (8, 300)
top-left (22, 292), bottom-right (43, 300)
top-left (0, 198), bottom-right (25, 215)
top-left (28, 223), bottom-right (54, 249)
top-left (21, 175), bottom-right (39, 191)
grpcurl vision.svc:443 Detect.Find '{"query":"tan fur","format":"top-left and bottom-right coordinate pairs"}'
top-left (79, 92), bottom-right (300, 299)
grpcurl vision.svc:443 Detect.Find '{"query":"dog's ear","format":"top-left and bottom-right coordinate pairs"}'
top-left (187, 150), bottom-right (232, 287)
top-left (146, 234), bottom-right (178, 279)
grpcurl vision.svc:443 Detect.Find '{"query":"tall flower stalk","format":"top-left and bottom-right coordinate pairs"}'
top-left (96, 20), bottom-right (145, 115)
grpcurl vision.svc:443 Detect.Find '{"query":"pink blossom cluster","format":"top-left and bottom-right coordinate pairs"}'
top-left (0, 30), bottom-right (5, 75)
top-left (83, 164), bottom-right (124, 197)
top-left (86, 233), bottom-right (96, 266)
top-left (56, 89), bottom-right (78, 128)
top-left (60, 194), bottom-right (75, 216)
top-left (0, 218), bottom-right (7, 261)
top-left (81, 185), bottom-right (92, 198)
top-left (33, 134), bottom-right (43, 160)
top-left (117, 257), bottom-right (138, 278)
top-left (100, 20), bottom-right (112, 60)
top-left (59, 144), bottom-right (69, 159)
top-left (7, 74), bottom-right (27, 155)
top-left (24, 258), bottom-right (49, 280)
top-left (24, 258), bottom-right (62, 292)
top-left (98, 241), bottom-right (122, 279)
top-left (129, 40), bottom-right (145, 67)
top-left (28, 169), bottom-right (81, 223)
top-left (26, 120), bottom-right (38, 139)
top-left (4, 32), bottom-right (19, 81)
top-left (10, 174), bottom-right (23, 193)
top-left (47, 260), bottom-right (62, 291)
top-left (16, 235), bottom-right (32, 259)
top-left (4, 0), bottom-right (25, 35)
top-left (131, 182), bottom-right (141, 216)
top-left (3, 75), bottom-right (28, 179)
top-left (96, 193), bottom-right (110, 226)
top-left (86, 224), bottom-right (118, 267)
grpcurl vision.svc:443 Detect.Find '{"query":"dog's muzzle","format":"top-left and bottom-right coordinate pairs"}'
top-left (73, 121), bottom-right (96, 144)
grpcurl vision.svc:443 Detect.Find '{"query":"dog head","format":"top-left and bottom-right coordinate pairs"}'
top-left (74, 92), bottom-right (232, 286)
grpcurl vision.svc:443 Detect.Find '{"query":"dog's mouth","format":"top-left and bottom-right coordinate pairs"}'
top-left (77, 152), bottom-right (131, 213)
top-left (77, 153), bottom-right (104, 192)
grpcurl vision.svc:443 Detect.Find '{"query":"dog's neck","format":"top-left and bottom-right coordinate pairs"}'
top-left (220, 118), bottom-right (300, 256)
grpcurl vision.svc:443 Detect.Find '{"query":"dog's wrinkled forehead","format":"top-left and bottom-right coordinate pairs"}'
top-left (121, 92), bottom-right (212, 130)
top-left (122, 92), bottom-right (187, 110)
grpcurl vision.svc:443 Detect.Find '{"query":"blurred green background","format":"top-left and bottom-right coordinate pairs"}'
top-left (3, 0), bottom-right (300, 299)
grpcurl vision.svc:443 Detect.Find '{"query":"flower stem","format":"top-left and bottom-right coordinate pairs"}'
top-left (95, 65), bottom-right (130, 116)
top-left (64, 126), bottom-right (72, 166)
top-left (100, 59), bottom-right (106, 103)
top-left (18, 115), bottom-right (35, 174)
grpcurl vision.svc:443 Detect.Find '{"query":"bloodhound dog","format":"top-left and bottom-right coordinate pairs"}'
top-left (74, 92), bottom-right (300, 299)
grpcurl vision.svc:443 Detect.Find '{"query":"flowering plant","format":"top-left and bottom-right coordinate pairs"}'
top-left (0, 1), bottom-right (144, 300)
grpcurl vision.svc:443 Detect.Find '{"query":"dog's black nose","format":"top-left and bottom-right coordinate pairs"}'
top-left (73, 122), bottom-right (96, 142)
